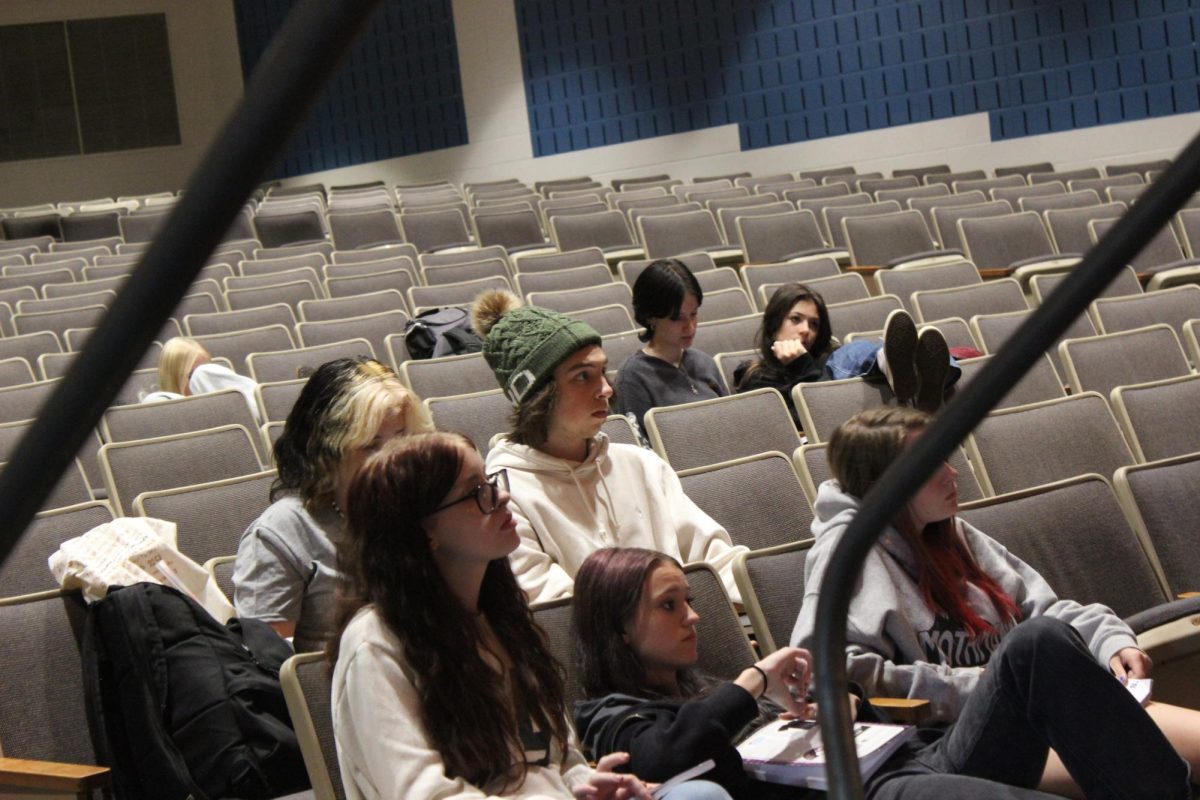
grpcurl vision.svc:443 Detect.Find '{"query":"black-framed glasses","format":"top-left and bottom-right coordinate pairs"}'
top-left (430, 469), bottom-right (509, 515)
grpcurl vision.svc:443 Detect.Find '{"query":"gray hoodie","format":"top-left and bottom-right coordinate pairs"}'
top-left (791, 480), bottom-right (1138, 723)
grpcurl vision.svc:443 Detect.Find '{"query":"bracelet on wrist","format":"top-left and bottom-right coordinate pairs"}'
top-left (750, 665), bottom-right (768, 698)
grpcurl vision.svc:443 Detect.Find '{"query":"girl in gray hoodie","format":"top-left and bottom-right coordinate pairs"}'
top-left (793, 406), bottom-right (1200, 795)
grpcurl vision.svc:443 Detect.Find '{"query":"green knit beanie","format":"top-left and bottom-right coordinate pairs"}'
top-left (471, 290), bottom-right (601, 404)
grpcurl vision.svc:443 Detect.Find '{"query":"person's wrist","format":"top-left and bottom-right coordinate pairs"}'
top-left (749, 665), bottom-right (769, 698)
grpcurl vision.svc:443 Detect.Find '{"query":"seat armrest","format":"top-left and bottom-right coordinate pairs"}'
top-left (0, 757), bottom-right (110, 794)
top-left (1124, 596), bottom-right (1200, 635)
top-left (869, 697), bottom-right (932, 725)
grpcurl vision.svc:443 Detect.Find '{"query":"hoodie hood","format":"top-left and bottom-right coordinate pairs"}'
top-left (488, 432), bottom-right (623, 540)
top-left (810, 479), bottom-right (921, 577)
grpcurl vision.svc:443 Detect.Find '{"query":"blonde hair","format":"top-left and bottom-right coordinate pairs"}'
top-left (273, 357), bottom-right (434, 509)
top-left (158, 337), bottom-right (211, 395)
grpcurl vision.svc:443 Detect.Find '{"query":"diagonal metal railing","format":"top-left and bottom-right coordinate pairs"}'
top-left (813, 129), bottom-right (1200, 797)
top-left (0, 0), bottom-right (384, 563)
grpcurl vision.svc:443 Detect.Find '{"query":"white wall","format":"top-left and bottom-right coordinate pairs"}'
top-left (0, 0), bottom-right (243, 206)
top-left (290, 0), bottom-right (1199, 191)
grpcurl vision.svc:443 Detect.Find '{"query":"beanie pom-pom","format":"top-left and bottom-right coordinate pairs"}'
top-left (471, 289), bottom-right (522, 337)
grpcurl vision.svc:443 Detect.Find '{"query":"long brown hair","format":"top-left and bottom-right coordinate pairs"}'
top-left (329, 432), bottom-right (569, 789)
top-left (829, 407), bottom-right (1019, 637)
top-left (740, 283), bottom-right (833, 386)
top-left (573, 548), bottom-right (701, 698)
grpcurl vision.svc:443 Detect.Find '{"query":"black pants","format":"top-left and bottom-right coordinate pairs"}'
top-left (868, 616), bottom-right (1190, 799)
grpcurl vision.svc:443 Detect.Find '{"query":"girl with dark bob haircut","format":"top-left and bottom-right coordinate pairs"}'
top-left (617, 258), bottom-right (726, 436)
top-left (575, 545), bottom-right (1194, 799)
top-left (794, 406), bottom-right (1200, 797)
top-left (329, 433), bottom-right (684, 799)
top-left (232, 356), bottom-right (432, 651)
top-left (735, 283), bottom-right (958, 425)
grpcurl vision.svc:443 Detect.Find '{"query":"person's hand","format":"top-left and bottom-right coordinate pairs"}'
top-left (737, 646), bottom-right (812, 716)
top-left (1110, 647), bottom-right (1152, 681)
top-left (574, 752), bottom-right (653, 800)
top-left (771, 339), bottom-right (808, 365)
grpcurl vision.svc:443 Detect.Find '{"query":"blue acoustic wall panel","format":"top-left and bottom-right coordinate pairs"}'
top-left (234, 0), bottom-right (467, 179)
top-left (516, 0), bottom-right (1200, 157)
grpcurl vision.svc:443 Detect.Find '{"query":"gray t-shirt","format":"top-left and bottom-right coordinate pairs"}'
top-left (233, 494), bottom-right (342, 653)
top-left (614, 348), bottom-right (726, 435)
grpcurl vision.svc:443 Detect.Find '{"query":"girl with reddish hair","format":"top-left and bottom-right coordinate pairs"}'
top-left (793, 406), bottom-right (1200, 796)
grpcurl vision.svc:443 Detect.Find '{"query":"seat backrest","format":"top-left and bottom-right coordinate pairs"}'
top-left (734, 541), bottom-right (813, 654)
top-left (571, 304), bottom-right (636, 336)
top-left (255, 377), bottom-right (308, 424)
top-left (969, 307), bottom-right (1091, 379)
top-left (908, 191), bottom-right (988, 243)
top-left (959, 474), bottom-right (1166, 619)
top-left (911, 277), bottom-right (1027, 324)
top-left (1018, 189), bottom-right (1101, 214)
top-left (951, 353), bottom-right (1065, 411)
top-left (793, 377), bottom-right (892, 444)
top-left (823, 200), bottom-right (903, 250)
top-left (0, 501), bottom-right (114, 597)
top-left (280, 652), bottom-right (347, 800)
top-left (226, 280), bottom-right (319, 314)
top-left (684, 562), bottom-right (756, 680)
top-left (298, 289), bottom-right (407, 322)
top-left (240, 253), bottom-right (327, 276)
top-left (252, 209), bottom-right (327, 248)
top-left (526, 282), bottom-right (633, 315)
top-left (514, 264), bottom-right (612, 298)
top-left (103, 389), bottom-right (265, 464)
top-left (551, 210), bottom-right (637, 252)
top-left (1029, 265), bottom-right (1142, 305)
top-left (844, 210), bottom-right (938, 267)
top-left (297, 308), bottom-right (406, 355)
top-left (327, 267), bottom-right (416, 300)
top-left (965, 392), bottom-right (1133, 496)
top-left (184, 303), bottom-right (296, 337)
top-left (134, 470), bottom-right (275, 567)
top-left (400, 351), bottom-right (497, 399)
top-left (645, 389), bottom-right (800, 472)
top-left (529, 597), bottom-right (586, 713)
top-left (0, 355), bottom-right (35, 387)
top-left (100, 425), bottom-right (264, 515)
top-left (826, 294), bottom-right (904, 338)
top-left (422, 257), bottom-right (510, 287)
top-left (600, 413), bottom-right (639, 447)
top-left (327, 208), bottom-right (402, 252)
top-left (0, 590), bottom-right (95, 766)
top-left (690, 313), bottom-right (759, 357)
top-left (1058, 324), bottom-right (1190, 398)
top-left (473, 208), bottom-right (546, 250)
top-left (1043, 202), bottom-right (1126, 254)
top-left (426, 389), bottom-right (512, 455)
top-left (638, 209), bottom-right (724, 258)
top-left (408, 275), bottom-right (511, 313)
top-left (1115, 452), bottom-right (1200, 598)
top-left (1111, 373), bottom-right (1200, 463)
top-left (324, 254), bottom-right (418, 286)
top-left (875, 259), bottom-right (982, 315)
top-left (802, 272), bottom-right (871, 306)
top-left (0, 330), bottom-right (62, 366)
top-left (13, 304), bottom-right (107, 339)
top-left (0, 376), bottom-right (58, 424)
top-left (959, 212), bottom-right (1055, 269)
top-left (678, 451), bottom-right (813, 550)
top-left (1091, 284), bottom-right (1200, 338)
top-left (247, 338), bottom-right (375, 384)
top-left (1029, 167), bottom-right (1102, 185)
top-left (693, 267), bottom-right (742, 294)
top-left (699, 287), bottom-right (754, 321)
top-left (741, 257), bottom-right (841, 310)
top-left (1089, 216), bottom-right (1185, 272)
top-left (514, 247), bottom-right (608, 275)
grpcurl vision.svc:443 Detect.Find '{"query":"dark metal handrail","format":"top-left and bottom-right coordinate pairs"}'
top-left (814, 131), bottom-right (1200, 797)
top-left (0, 0), bottom-right (383, 563)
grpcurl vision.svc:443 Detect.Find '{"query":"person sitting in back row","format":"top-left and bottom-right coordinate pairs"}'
top-left (143, 336), bottom-right (262, 423)
top-left (734, 284), bottom-right (964, 427)
top-left (616, 258), bottom-right (725, 439)
top-left (470, 289), bottom-right (746, 605)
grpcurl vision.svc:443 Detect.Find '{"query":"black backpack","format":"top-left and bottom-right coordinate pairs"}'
top-left (82, 583), bottom-right (310, 800)
top-left (404, 307), bottom-right (483, 360)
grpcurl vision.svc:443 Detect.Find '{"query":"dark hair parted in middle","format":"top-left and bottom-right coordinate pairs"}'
top-left (573, 547), bottom-right (699, 698)
top-left (740, 282), bottom-right (833, 386)
top-left (631, 258), bottom-right (704, 343)
top-left (329, 432), bottom-right (570, 790)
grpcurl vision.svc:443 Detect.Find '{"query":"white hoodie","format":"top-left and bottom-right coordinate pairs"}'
top-left (486, 433), bottom-right (746, 605)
